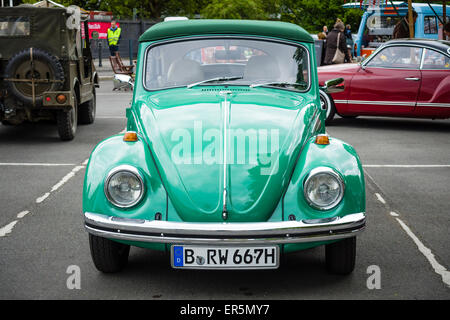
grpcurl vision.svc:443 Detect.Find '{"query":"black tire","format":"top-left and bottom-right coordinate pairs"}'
top-left (339, 114), bottom-right (358, 119)
top-left (56, 95), bottom-right (77, 141)
top-left (78, 88), bottom-right (96, 125)
top-left (325, 237), bottom-right (356, 275)
top-left (89, 234), bottom-right (130, 273)
top-left (4, 48), bottom-right (64, 107)
top-left (319, 89), bottom-right (336, 125)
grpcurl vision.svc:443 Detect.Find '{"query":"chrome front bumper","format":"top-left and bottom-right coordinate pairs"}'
top-left (84, 212), bottom-right (366, 245)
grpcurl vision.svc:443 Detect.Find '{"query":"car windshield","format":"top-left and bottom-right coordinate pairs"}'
top-left (144, 38), bottom-right (310, 91)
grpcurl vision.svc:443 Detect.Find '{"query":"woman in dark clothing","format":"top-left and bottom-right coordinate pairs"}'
top-left (323, 20), bottom-right (352, 65)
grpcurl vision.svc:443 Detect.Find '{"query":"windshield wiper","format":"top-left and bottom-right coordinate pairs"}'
top-left (250, 81), bottom-right (307, 89)
top-left (187, 76), bottom-right (243, 89)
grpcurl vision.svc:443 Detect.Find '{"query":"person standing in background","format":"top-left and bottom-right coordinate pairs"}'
top-left (323, 19), bottom-right (351, 65)
top-left (345, 24), bottom-right (354, 59)
top-left (317, 32), bottom-right (327, 66)
top-left (107, 19), bottom-right (122, 56)
top-left (323, 25), bottom-right (329, 36)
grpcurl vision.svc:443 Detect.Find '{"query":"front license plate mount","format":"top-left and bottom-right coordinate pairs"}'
top-left (171, 245), bottom-right (280, 270)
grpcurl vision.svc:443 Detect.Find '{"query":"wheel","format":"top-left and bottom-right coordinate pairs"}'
top-left (56, 95), bottom-right (77, 141)
top-left (89, 234), bottom-right (130, 273)
top-left (4, 48), bottom-right (64, 107)
top-left (78, 88), bottom-right (96, 125)
top-left (319, 89), bottom-right (336, 125)
top-left (325, 237), bottom-right (356, 275)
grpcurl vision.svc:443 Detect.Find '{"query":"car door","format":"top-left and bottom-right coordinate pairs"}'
top-left (347, 45), bottom-right (423, 116)
top-left (415, 47), bottom-right (450, 118)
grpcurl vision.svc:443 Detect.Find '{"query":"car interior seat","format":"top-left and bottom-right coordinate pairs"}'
top-left (244, 55), bottom-right (281, 81)
top-left (167, 59), bottom-right (204, 86)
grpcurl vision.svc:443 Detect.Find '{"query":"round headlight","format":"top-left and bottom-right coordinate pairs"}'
top-left (104, 165), bottom-right (144, 208)
top-left (303, 167), bottom-right (344, 210)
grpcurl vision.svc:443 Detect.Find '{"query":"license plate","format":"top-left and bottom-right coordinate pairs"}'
top-left (171, 245), bottom-right (279, 269)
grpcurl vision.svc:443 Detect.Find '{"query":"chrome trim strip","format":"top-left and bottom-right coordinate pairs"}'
top-left (333, 100), bottom-right (413, 106)
top-left (420, 48), bottom-right (426, 69)
top-left (346, 100), bottom-right (415, 106)
top-left (416, 102), bottom-right (450, 108)
top-left (335, 100), bottom-right (450, 108)
top-left (220, 91), bottom-right (232, 220)
top-left (84, 212), bottom-right (365, 245)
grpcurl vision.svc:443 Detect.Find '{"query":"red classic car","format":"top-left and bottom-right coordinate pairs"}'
top-left (318, 39), bottom-right (450, 124)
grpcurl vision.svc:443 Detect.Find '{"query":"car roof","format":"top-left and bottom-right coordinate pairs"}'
top-left (139, 19), bottom-right (314, 44)
top-left (383, 38), bottom-right (450, 54)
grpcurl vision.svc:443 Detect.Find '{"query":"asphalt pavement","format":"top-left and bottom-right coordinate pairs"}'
top-left (0, 80), bottom-right (449, 300)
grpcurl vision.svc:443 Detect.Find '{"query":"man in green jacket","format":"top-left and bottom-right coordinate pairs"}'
top-left (107, 20), bottom-right (121, 56)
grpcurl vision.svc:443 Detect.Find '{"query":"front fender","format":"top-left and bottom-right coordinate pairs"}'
top-left (82, 134), bottom-right (167, 221)
top-left (283, 135), bottom-right (365, 221)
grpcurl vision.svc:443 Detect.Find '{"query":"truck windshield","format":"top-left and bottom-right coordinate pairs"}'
top-left (144, 38), bottom-right (310, 92)
top-left (362, 11), bottom-right (403, 48)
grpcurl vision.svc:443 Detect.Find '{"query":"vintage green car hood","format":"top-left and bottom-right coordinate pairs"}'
top-left (133, 87), bottom-right (319, 222)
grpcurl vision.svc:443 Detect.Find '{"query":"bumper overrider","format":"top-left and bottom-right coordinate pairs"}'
top-left (84, 212), bottom-right (366, 245)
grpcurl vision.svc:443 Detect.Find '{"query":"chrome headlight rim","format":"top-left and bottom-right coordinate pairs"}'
top-left (104, 165), bottom-right (145, 208)
top-left (303, 166), bottom-right (345, 211)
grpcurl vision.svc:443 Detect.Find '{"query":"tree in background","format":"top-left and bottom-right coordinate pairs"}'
top-left (20, 0), bottom-right (363, 32)
top-left (200, 0), bottom-right (362, 32)
top-left (201, 0), bottom-right (268, 20)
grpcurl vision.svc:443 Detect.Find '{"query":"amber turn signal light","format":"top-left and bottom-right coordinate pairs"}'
top-left (123, 131), bottom-right (138, 142)
top-left (315, 134), bottom-right (330, 145)
top-left (56, 94), bottom-right (67, 104)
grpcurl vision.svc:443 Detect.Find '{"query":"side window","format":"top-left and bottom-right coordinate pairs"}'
top-left (366, 46), bottom-right (422, 69)
top-left (421, 48), bottom-right (450, 70)
top-left (424, 16), bottom-right (437, 34)
top-left (0, 16), bottom-right (30, 36)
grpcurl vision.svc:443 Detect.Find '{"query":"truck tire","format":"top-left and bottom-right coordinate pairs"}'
top-left (4, 48), bottom-right (64, 107)
top-left (56, 95), bottom-right (77, 141)
top-left (78, 88), bottom-right (96, 125)
top-left (89, 234), bottom-right (130, 273)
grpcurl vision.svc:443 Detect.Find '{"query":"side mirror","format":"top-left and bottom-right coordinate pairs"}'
top-left (320, 78), bottom-right (344, 94)
top-left (113, 74), bottom-right (134, 91)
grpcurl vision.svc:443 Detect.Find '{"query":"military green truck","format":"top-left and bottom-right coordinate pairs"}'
top-left (0, 4), bottom-right (98, 141)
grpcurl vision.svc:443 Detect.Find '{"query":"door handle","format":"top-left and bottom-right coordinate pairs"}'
top-left (404, 77), bottom-right (420, 81)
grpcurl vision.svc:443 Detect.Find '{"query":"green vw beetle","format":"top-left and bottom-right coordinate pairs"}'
top-left (83, 19), bottom-right (366, 275)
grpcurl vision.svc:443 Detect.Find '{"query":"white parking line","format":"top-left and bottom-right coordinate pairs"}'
top-left (375, 193), bottom-right (386, 205)
top-left (389, 211), bottom-right (399, 217)
top-left (0, 159), bottom-right (89, 239)
top-left (364, 172), bottom-right (449, 287)
top-left (16, 211), bottom-right (29, 219)
top-left (36, 193), bottom-right (50, 204)
top-left (50, 165), bottom-right (84, 193)
top-left (396, 218), bottom-right (450, 288)
top-left (0, 221), bottom-right (18, 237)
